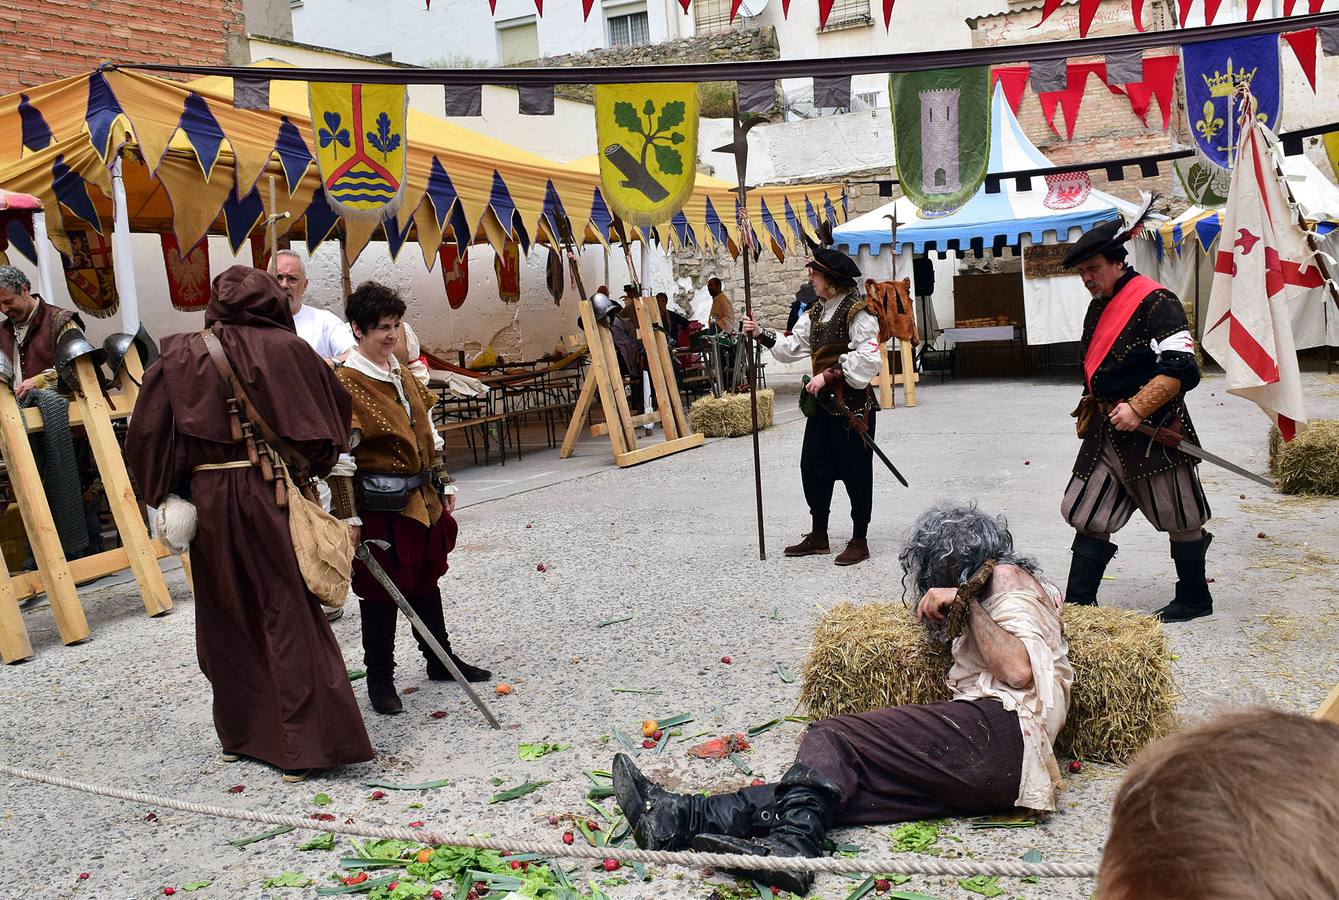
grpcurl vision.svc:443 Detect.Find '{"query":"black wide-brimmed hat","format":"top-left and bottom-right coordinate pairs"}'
top-left (1062, 219), bottom-right (1124, 268)
top-left (1063, 194), bottom-right (1158, 268)
top-left (807, 246), bottom-right (861, 284)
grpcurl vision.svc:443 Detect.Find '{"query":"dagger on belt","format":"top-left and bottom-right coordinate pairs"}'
top-left (1136, 421), bottom-right (1274, 488)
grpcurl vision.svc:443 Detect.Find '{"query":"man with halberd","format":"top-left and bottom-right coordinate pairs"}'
top-left (742, 247), bottom-right (882, 566)
top-left (1060, 205), bottom-right (1215, 622)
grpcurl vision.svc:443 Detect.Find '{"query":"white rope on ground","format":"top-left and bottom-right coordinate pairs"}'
top-left (0, 764), bottom-right (1099, 880)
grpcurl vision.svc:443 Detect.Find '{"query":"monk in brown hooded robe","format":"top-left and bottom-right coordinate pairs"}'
top-left (127, 266), bottom-right (373, 778)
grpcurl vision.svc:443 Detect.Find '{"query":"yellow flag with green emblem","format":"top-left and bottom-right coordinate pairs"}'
top-left (594, 84), bottom-right (697, 228)
top-left (308, 82), bottom-right (408, 220)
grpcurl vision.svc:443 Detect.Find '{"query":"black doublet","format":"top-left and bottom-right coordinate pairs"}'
top-left (1074, 270), bottom-right (1202, 482)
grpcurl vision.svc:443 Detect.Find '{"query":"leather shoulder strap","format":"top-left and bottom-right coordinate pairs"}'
top-left (200, 327), bottom-right (310, 478)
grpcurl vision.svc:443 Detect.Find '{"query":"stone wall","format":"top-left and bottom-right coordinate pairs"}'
top-left (530, 27), bottom-right (781, 110)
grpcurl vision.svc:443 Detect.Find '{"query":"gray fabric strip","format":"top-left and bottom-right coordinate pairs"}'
top-left (1104, 50), bottom-right (1144, 84)
top-left (443, 84), bottom-right (483, 117)
top-left (813, 75), bottom-right (850, 109)
top-left (1030, 58), bottom-right (1068, 93)
top-left (518, 84), bottom-right (555, 116)
top-left (738, 79), bottom-right (775, 113)
top-left (233, 77), bottom-right (270, 111)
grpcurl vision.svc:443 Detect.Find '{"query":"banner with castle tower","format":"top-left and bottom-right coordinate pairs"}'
top-left (890, 67), bottom-right (992, 218)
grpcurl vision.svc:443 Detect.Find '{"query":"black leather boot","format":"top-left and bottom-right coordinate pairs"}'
top-left (691, 763), bottom-right (842, 896)
top-left (411, 593), bottom-right (492, 683)
top-left (612, 753), bottom-right (778, 851)
top-left (360, 600), bottom-right (402, 714)
top-left (1157, 532), bottom-right (1214, 623)
top-left (1065, 534), bottom-right (1118, 606)
top-left (784, 531), bottom-right (830, 557)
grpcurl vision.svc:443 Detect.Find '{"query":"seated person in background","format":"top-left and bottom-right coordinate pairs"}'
top-left (708, 277), bottom-right (738, 334)
top-left (1099, 707), bottom-right (1339, 900)
top-left (656, 292), bottom-right (692, 349)
top-left (613, 502), bottom-right (1072, 895)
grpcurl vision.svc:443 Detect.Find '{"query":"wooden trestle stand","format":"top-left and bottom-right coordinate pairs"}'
top-left (560, 296), bottom-right (703, 467)
top-left (0, 345), bottom-right (176, 663)
top-left (874, 339), bottom-right (918, 410)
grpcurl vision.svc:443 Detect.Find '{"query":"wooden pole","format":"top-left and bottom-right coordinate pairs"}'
top-left (714, 99), bottom-right (768, 560)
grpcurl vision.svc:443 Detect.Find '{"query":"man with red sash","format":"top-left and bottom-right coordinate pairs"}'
top-left (1060, 219), bottom-right (1214, 623)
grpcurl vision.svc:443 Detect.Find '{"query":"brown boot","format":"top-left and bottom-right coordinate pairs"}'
top-left (784, 531), bottom-right (830, 557)
top-left (834, 539), bottom-right (869, 566)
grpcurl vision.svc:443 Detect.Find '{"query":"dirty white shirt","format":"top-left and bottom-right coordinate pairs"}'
top-left (948, 579), bottom-right (1073, 813)
top-left (766, 297), bottom-right (883, 389)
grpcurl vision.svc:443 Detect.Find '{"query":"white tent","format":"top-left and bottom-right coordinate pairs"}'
top-left (833, 85), bottom-right (1142, 345)
top-left (1149, 151), bottom-right (1339, 350)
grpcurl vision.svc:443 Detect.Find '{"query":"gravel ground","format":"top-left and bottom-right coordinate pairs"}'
top-left (2, 370), bottom-right (1337, 900)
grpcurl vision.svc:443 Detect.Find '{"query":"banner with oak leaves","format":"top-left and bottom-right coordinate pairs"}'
top-left (594, 83), bottom-right (698, 229)
top-left (308, 82), bottom-right (409, 220)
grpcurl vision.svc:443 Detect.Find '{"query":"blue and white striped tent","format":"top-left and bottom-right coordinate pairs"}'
top-left (833, 85), bottom-right (1140, 259)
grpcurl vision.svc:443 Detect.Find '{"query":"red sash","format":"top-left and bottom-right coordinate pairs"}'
top-left (1083, 274), bottom-right (1162, 391)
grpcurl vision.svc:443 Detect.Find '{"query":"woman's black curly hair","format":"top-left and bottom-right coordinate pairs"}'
top-left (345, 280), bottom-right (406, 335)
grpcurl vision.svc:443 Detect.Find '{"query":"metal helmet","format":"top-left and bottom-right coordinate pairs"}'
top-left (102, 324), bottom-right (159, 378)
top-left (54, 327), bottom-right (108, 392)
top-left (590, 291), bottom-right (623, 325)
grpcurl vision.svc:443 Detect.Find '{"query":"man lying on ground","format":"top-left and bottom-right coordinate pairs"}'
top-left (612, 502), bottom-right (1073, 895)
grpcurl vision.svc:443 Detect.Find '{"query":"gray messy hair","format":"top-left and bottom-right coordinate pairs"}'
top-left (899, 501), bottom-right (1040, 600)
top-left (0, 266), bottom-right (31, 294)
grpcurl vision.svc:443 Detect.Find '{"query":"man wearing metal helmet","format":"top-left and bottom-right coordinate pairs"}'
top-left (743, 246), bottom-right (883, 566)
top-left (1060, 207), bottom-right (1214, 622)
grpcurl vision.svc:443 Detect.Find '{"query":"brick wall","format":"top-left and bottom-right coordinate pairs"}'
top-left (2, 0), bottom-right (247, 95)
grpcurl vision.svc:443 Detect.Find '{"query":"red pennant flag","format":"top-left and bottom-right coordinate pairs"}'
top-left (1031, 0), bottom-right (1064, 29)
top-left (1078, 0), bottom-right (1100, 36)
top-left (534, 0), bottom-right (542, 13)
top-left (1131, 0), bottom-right (1146, 29)
top-left (1204, 0), bottom-right (1223, 24)
top-left (883, 0), bottom-right (895, 28)
top-left (679, 0), bottom-right (691, 11)
top-left (1177, 0), bottom-right (1194, 26)
top-left (818, 0), bottom-right (836, 28)
top-left (161, 233), bottom-right (210, 311)
top-left (1245, 0), bottom-right (1263, 18)
top-left (1121, 54), bottom-right (1179, 131)
top-left (1310, 0), bottom-right (1323, 12)
top-left (1040, 63), bottom-right (1116, 141)
top-left (1283, 29), bottom-right (1318, 91)
top-left (730, 0), bottom-right (743, 21)
top-left (991, 66), bottom-right (1030, 116)
top-left (1283, 0), bottom-right (1298, 15)
top-left (781, 0), bottom-right (790, 16)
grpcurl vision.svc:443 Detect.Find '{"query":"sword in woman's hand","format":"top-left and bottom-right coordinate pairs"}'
top-left (354, 540), bottom-right (502, 729)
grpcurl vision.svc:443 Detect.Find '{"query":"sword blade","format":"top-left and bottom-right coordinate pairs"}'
top-left (354, 545), bottom-right (502, 729)
top-left (860, 429), bottom-right (910, 487)
top-left (1135, 424), bottom-right (1274, 488)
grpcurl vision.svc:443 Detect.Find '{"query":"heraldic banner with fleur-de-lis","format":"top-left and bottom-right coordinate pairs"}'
top-left (594, 83), bottom-right (698, 229)
top-left (1182, 35), bottom-right (1281, 172)
top-left (308, 83), bottom-right (409, 220)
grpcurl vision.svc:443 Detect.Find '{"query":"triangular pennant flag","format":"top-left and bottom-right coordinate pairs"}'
top-left (486, 170), bottom-right (531, 254)
top-left (275, 117), bottom-right (314, 195)
top-left (1078, 0), bottom-right (1100, 37)
top-left (783, 197), bottom-right (805, 248)
top-left (156, 154), bottom-right (233, 253)
top-left (85, 71), bottom-right (126, 163)
top-left (883, 0), bottom-right (895, 28)
top-left (541, 179), bottom-right (571, 243)
top-left (583, 0), bottom-right (595, 19)
top-left (1246, 0), bottom-right (1263, 18)
top-left (1032, 0), bottom-right (1064, 29)
top-left (760, 199), bottom-right (787, 261)
top-left (1122, 54), bottom-right (1179, 132)
top-left (704, 196), bottom-right (729, 247)
top-left (1177, 0), bottom-right (1193, 26)
top-left (589, 188), bottom-right (614, 244)
top-left (425, 157), bottom-right (460, 230)
top-left (180, 92), bottom-right (226, 181)
top-left (4, 219), bottom-right (38, 266)
top-left (1283, 0), bottom-right (1298, 17)
top-left (991, 66), bottom-right (1030, 116)
top-left (160, 233), bottom-right (211, 311)
top-left (1309, 0), bottom-right (1322, 12)
top-left (1282, 29), bottom-right (1318, 92)
top-left (52, 156), bottom-right (103, 233)
top-left (383, 209), bottom-right (415, 261)
top-left (411, 196), bottom-right (444, 269)
top-left (670, 210), bottom-right (697, 249)
top-left (221, 184), bottom-right (265, 256)
top-left (823, 193), bottom-right (839, 226)
top-left (730, 0), bottom-right (744, 22)
top-left (303, 187), bottom-right (340, 252)
top-left (805, 196), bottom-right (820, 231)
top-left (781, 0), bottom-right (790, 15)
top-left (1204, 0), bottom-right (1224, 26)
top-left (1131, 0), bottom-right (1146, 30)
top-left (818, 0), bottom-right (836, 29)
top-left (18, 94), bottom-right (53, 154)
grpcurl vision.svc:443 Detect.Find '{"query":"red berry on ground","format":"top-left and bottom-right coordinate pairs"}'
top-left (751, 778), bottom-right (766, 786)
top-left (510, 861), bottom-right (521, 870)
top-left (1069, 759), bottom-right (1083, 773)
top-left (144, 812), bottom-right (158, 822)
top-left (78, 873), bottom-right (89, 880)
top-left (563, 831), bottom-right (575, 844)
top-left (1258, 532), bottom-right (1267, 538)
top-left (163, 890), bottom-right (176, 897)
top-left (875, 878), bottom-right (891, 892)
top-left (388, 883), bottom-right (398, 891)
top-left (433, 892), bottom-right (444, 899)
top-left (587, 819), bottom-right (600, 831)
top-left (430, 710), bottom-right (448, 719)
top-left (227, 784), bottom-right (244, 793)
top-left (548, 814), bottom-right (560, 825)
top-left (536, 563), bottom-right (548, 572)
top-left (772, 887), bottom-right (781, 896)
top-left (408, 821), bottom-right (424, 828)
top-left (653, 729), bottom-right (663, 740)
top-left (721, 655), bottom-right (731, 664)
top-left (642, 739), bottom-right (655, 749)
top-left (603, 859), bottom-right (620, 871)
top-left (371, 790), bottom-right (385, 800)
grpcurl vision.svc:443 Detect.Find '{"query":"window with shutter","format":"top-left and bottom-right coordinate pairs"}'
top-left (818, 0), bottom-right (872, 30)
top-left (694, 0), bottom-right (736, 34)
top-left (608, 9), bottom-right (650, 45)
top-left (498, 20), bottom-right (539, 64)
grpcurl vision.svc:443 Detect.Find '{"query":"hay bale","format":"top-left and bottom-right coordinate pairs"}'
top-left (688, 389), bottom-right (775, 437)
top-left (799, 602), bottom-right (1177, 764)
top-left (1271, 420), bottom-right (1339, 495)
